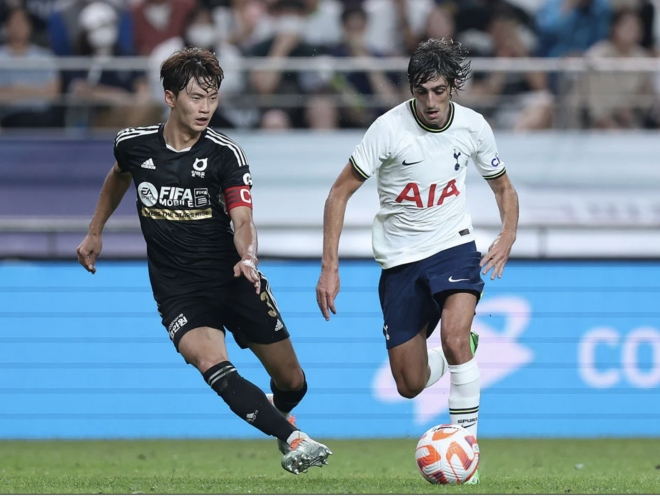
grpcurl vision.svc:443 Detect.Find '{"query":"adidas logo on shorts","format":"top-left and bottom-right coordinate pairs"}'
top-left (141, 158), bottom-right (155, 169)
top-left (275, 319), bottom-right (284, 332)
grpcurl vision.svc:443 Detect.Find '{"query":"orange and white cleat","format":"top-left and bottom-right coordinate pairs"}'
top-left (266, 393), bottom-right (298, 454)
top-left (280, 432), bottom-right (332, 475)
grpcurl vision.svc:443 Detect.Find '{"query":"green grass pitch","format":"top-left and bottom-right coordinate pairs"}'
top-left (0, 439), bottom-right (658, 494)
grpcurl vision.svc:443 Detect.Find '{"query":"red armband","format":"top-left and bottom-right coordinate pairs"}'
top-left (224, 186), bottom-right (253, 212)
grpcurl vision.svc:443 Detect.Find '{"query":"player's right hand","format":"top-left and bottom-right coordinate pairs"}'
top-left (76, 233), bottom-right (102, 274)
top-left (234, 256), bottom-right (261, 294)
top-left (316, 269), bottom-right (340, 321)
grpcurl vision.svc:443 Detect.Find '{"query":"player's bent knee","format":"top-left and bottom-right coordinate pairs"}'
top-left (268, 360), bottom-right (305, 391)
top-left (441, 332), bottom-right (469, 354)
top-left (270, 369), bottom-right (307, 413)
top-left (394, 375), bottom-right (425, 399)
top-left (441, 332), bottom-right (472, 365)
top-left (279, 367), bottom-right (305, 391)
top-left (177, 329), bottom-right (229, 373)
top-left (396, 383), bottom-right (423, 399)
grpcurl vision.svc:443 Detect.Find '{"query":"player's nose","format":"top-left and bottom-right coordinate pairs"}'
top-left (420, 94), bottom-right (433, 109)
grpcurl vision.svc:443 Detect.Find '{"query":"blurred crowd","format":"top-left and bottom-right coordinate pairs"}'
top-left (0, 0), bottom-right (658, 130)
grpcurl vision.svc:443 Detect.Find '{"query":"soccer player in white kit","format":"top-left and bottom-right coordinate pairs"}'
top-left (316, 39), bottom-right (519, 484)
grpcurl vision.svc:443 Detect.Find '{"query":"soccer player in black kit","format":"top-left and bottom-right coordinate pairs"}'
top-left (76, 47), bottom-right (332, 475)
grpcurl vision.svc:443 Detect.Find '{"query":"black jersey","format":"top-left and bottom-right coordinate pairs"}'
top-left (113, 124), bottom-right (253, 301)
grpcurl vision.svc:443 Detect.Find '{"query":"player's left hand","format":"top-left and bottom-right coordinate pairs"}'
top-left (234, 257), bottom-right (261, 294)
top-left (316, 268), bottom-right (340, 321)
top-left (480, 232), bottom-right (515, 280)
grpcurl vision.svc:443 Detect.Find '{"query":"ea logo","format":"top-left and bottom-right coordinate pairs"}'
top-left (193, 158), bottom-right (208, 171)
top-left (138, 182), bottom-right (158, 207)
top-left (243, 173), bottom-right (253, 186)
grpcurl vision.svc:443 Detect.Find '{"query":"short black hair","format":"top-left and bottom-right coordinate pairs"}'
top-left (184, 5), bottom-right (212, 30)
top-left (5, 5), bottom-right (32, 27)
top-left (271, 0), bottom-right (305, 14)
top-left (341, 4), bottom-right (367, 25)
top-left (160, 46), bottom-right (224, 96)
top-left (408, 38), bottom-right (471, 94)
top-left (610, 7), bottom-right (641, 32)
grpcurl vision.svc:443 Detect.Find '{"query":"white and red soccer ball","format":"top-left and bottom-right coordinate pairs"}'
top-left (415, 424), bottom-right (480, 484)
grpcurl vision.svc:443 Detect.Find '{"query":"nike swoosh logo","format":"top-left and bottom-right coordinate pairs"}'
top-left (402, 159), bottom-right (423, 166)
top-left (448, 276), bottom-right (469, 283)
top-left (460, 422), bottom-right (476, 429)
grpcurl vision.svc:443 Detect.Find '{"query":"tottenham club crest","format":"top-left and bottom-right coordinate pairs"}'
top-left (192, 158), bottom-right (208, 178)
top-left (453, 149), bottom-right (462, 171)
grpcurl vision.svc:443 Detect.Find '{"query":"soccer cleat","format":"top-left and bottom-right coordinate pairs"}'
top-left (465, 469), bottom-right (480, 484)
top-left (281, 433), bottom-right (332, 475)
top-left (470, 330), bottom-right (479, 356)
top-left (266, 393), bottom-right (298, 454)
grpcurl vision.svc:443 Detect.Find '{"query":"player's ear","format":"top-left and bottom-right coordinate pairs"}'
top-left (164, 90), bottom-right (176, 109)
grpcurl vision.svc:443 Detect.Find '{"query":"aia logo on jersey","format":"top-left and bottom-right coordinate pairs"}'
top-left (192, 158), bottom-right (208, 178)
top-left (395, 180), bottom-right (459, 208)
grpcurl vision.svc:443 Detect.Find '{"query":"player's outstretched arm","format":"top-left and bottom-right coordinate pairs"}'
top-left (316, 162), bottom-right (365, 321)
top-left (229, 205), bottom-right (261, 294)
top-left (76, 163), bottom-right (132, 274)
top-left (480, 173), bottom-right (519, 280)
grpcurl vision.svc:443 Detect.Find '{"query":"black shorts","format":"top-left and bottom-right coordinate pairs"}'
top-left (157, 271), bottom-right (290, 351)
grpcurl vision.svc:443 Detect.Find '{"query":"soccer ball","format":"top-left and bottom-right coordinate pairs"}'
top-left (415, 424), bottom-right (479, 484)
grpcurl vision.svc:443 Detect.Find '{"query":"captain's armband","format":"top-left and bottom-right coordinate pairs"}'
top-left (224, 186), bottom-right (253, 211)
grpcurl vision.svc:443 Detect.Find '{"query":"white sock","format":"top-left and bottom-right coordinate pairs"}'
top-left (425, 346), bottom-right (448, 388)
top-left (448, 357), bottom-right (480, 439)
top-left (286, 430), bottom-right (308, 446)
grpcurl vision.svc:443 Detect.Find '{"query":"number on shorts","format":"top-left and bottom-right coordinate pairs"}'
top-left (258, 272), bottom-right (280, 318)
top-left (260, 291), bottom-right (277, 317)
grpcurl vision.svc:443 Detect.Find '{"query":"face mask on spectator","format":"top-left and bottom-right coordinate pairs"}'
top-left (144, 3), bottom-right (172, 30)
top-left (274, 15), bottom-right (305, 35)
top-left (88, 25), bottom-right (118, 49)
top-left (186, 25), bottom-right (216, 48)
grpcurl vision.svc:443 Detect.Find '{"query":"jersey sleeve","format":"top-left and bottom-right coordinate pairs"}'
top-left (217, 141), bottom-right (253, 212)
top-left (113, 129), bottom-right (132, 172)
top-left (472, 117), bottom-right (506, 181)
top-left (349, 116), bottom-right (392, 180)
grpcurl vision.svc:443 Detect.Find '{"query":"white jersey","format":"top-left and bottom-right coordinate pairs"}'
top-left (350, 100), bottom-right (506, 269)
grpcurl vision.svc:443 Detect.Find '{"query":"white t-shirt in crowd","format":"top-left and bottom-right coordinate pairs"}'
top-left (364, 0), bottom-right (434, 55)
top-left (350, 99), bottom-right (506, 269)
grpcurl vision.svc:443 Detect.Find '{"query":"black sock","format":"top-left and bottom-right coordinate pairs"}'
top-left (203, 361), bottom-right (297, 442)
top-left (270, 373), bottom-right (308, 414)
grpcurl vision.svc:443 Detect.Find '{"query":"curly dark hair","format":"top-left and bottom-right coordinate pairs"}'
top-left (160, 46), bottom-right (224, 96)
top-left (407, 38), bottom-right (471, 94)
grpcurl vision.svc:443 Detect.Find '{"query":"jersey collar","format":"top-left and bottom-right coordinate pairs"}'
top-left (158, 123), bottom-right (208, 153)
top-left (409, 99), bottom-right (454, 133)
